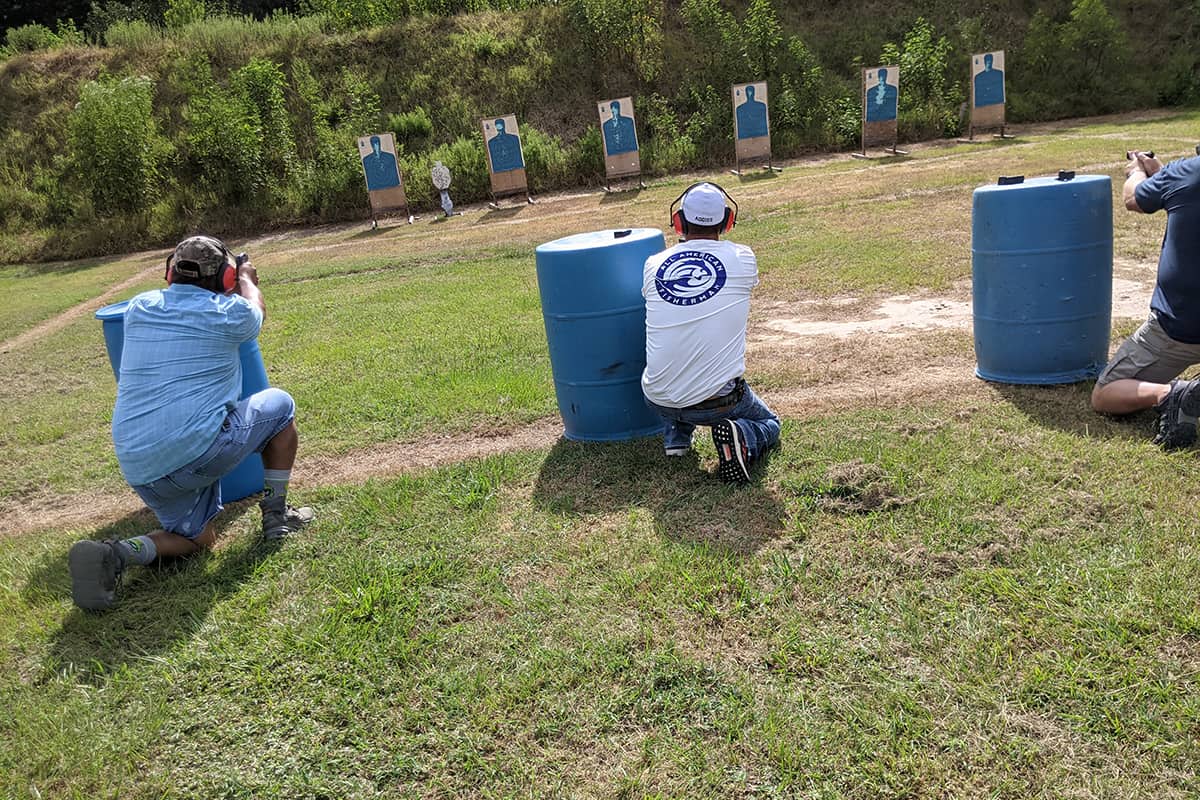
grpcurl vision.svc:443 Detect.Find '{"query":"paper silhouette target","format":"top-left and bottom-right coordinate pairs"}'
top-left (862, 66), bottom-right (900, 152)
top-left (598, 97), bottom-right (641, 181)
top-left (970, 51), bottom-right (1006, 132)
top-left (481, 114), bottom-right (529, 198)
top-left (732, 81), bottom-right (771, 165)
top-left (357, 132), bottom-right (410, 223)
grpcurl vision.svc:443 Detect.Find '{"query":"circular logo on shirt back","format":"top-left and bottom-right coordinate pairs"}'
top-left (654, 251), bottom-right (727, 306)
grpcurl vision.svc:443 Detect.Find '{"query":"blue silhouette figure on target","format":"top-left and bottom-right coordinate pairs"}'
top-left (487, 118), bottom-right (525, 173)
top-left (865, 69), bottom-right (898, 122)
top-left (735, 85), bottom-right (768, 140)
top-left (602, 101), bottom-right (638, 156)
top-left (974, 54), bottom-right (1005, 107)
top-left (362, 135), bottom-right (400, 191)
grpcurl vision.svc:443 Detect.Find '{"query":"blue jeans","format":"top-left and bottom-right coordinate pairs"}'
top-left (645, 383), bottom-right (781, 461)
top-left (131, 388), bottom-right (295, 538)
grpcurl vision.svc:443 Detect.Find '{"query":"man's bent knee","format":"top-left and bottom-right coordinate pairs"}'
top-left (251, 387), bottom-right (296, 420)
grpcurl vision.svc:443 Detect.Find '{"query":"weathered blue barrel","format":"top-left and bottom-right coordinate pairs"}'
top-left (972, 173), bottom-right (1113, 384)
top-left (95, 299), bottom-right (268, 501)
top-left (535, 228), bottom-right (666, 441)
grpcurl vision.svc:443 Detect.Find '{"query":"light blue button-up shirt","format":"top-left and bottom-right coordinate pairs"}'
top-left (112, 284), bottom-right (263, 486)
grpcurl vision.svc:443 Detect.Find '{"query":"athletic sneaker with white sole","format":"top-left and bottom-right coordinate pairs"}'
top-left (68, 539), bottom-right (126, 611)
top-left (711, 420), bottom-right (751, 483)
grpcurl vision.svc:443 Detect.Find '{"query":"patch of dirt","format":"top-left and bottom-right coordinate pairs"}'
top-left (294, 418), bottom-right (564, 488)
top-left (807, 459), bottom-right (910, 514)
top-left (756, 273), bottom-right (1153, 342)
top-left (0, 258), bottom-right (163, 354)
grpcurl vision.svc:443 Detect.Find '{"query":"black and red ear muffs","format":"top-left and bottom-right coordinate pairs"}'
top-left (164, 238), bottom-right (238, 293)
top-left (669, 182), bottom-right (738, 236)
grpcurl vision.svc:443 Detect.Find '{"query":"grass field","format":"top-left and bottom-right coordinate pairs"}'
top-left (3, 111), bottom-right (1200, 798)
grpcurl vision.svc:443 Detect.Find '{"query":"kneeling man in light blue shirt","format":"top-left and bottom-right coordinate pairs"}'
top-left (70, 235), bottom-right (315, 611)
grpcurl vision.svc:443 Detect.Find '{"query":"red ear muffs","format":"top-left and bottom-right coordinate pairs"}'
top-left (669, 182), bottom-right (738, 235)
top-left (219, 261), bottom-right (237, 293)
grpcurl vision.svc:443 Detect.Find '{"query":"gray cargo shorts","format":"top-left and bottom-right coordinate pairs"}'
top-left (1096, 314), bottom-right (1200, 387)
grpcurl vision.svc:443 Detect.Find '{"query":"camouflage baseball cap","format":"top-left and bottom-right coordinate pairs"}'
top-left (171, 235), bottom-right (228, 279)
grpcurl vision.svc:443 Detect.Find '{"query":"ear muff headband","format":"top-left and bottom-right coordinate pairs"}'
top-left (669, 182), bottom-right (738, 236)
top-left (165, 237), bottom-right (237, 293)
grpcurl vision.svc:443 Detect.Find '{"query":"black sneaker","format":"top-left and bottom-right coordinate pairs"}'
top-left (1154, 379), bottom-right (1200, 450)
top-left (68, 539), bottom-right (125, 611)
top-left (711, 420), bottom-right (751, 483)
top-left (261, 504), bottom-right (315, 540)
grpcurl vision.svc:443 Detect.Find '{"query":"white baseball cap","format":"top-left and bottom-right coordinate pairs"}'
top-left (681, 183), bottom-right (728, 226)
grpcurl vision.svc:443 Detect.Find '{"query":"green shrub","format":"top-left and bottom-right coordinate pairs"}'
top-left (104, 19), bottom-right (161, 49)
top-left (388, 107), bottom-right (433, 150)
top-left (520, 125), bottom-right (570, 193)
top-left (567, 126), bottom-right (604, 186)
top-left (184, 85), bottom-right (266, 207)
top-left (639, 92), bottom-right (696, 174)
top-left (566, 0), bottom-right (664, 83)
top-left (299, 0), bottom-right (400, 32)
top-left (68, 75), bottom-right (169, 215)
top-left (5, 24), bottom-right (61, 53)
top-left (1015, 0), bottom-right (1131, 120)
top-left (880, 17), bottom-right (964, 140)
top-left (164, 0), bottom-right (206, 29)
top-left (234, 58), bottom-right (295, 180)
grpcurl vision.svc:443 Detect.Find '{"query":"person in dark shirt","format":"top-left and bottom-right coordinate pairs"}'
top-left (1092, 151), bottom-right (1200, 448)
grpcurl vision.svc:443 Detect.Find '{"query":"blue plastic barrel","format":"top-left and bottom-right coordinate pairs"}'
top-left (95, 299), bottom-right (268, 501)
top-left (972, 173), bottom-right (1113, 384)
top-left (535, 228), bottom-right (667, 441)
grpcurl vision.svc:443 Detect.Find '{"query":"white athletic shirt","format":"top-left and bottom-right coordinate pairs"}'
top-left (641, 238), bottom-right (759, 408)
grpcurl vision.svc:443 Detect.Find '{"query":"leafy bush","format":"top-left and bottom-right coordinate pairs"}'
top-left (103, 19), bottom-right (161, 49)
top-left (185, 84), bottom-right (266, 206)
top-left (165, 0), bottom-right (206, 29)
top-left (638, 92), bottom-right (696, 174)
top-left (68, 75), bottom-right (169, 215)
top-left (566, 0), bottom-right (664, 83)
top-left (5, 24), bottom-right (62, 53)
top-left (879, 17), bottom-right (964, 140)
top-left (234, 58), bottom-right (295, 179)
top-left (388, 107), bottom-right (433, 150)
top-left (1015, 0), bottom-right (1131, 120)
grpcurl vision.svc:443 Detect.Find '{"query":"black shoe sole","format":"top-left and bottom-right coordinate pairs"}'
top-left (712, 421), bottom-right (750, 483)
top-left (68, 540), bottom-right (119, 611)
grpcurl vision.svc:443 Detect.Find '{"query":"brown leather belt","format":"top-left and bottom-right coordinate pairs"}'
top-left (685, 377), bottom-right (746, 411)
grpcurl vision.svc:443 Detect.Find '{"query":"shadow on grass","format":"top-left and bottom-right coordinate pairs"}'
top-left (733, 168), bottom-right (781, 184)
top-left (599, 186), bottom-right (643, 204)
top-left (991, 381), bottom-right (1155, 441)
top-left (27, 502), bottom-right (281, 682)
top-left (477, 204), bottom-right (527, 223)
top-left (532, 435), bottom-right (783, 556)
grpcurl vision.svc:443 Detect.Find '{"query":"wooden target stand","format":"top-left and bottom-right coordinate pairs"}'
top-left (487, 168), bottom-right (535, 208)
top-left (366, 185), bottom-right (416, 229)
top-left (603, 150), bottom-right (645, 192)
top-left (731, 136), bottom-right (782, 176)
top-left (852, 121), bottom-right (908, 160)
top-left (958, 89), bottom-right (1014, 142)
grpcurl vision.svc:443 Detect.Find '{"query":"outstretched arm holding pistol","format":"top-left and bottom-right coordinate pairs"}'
top-left (234, 252), bottom-right (266, 319)
top-left (1124, 150), bottom-right (1162, 213)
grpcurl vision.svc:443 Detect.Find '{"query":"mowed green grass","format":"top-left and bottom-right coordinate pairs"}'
top-left (5, 111), bottom-right (1200, 796)
top-left (5, 402), bottom-right (1200, 797)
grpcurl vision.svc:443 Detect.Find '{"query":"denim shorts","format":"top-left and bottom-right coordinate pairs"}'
top-left (131, 388), bottom-right (295, 538)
